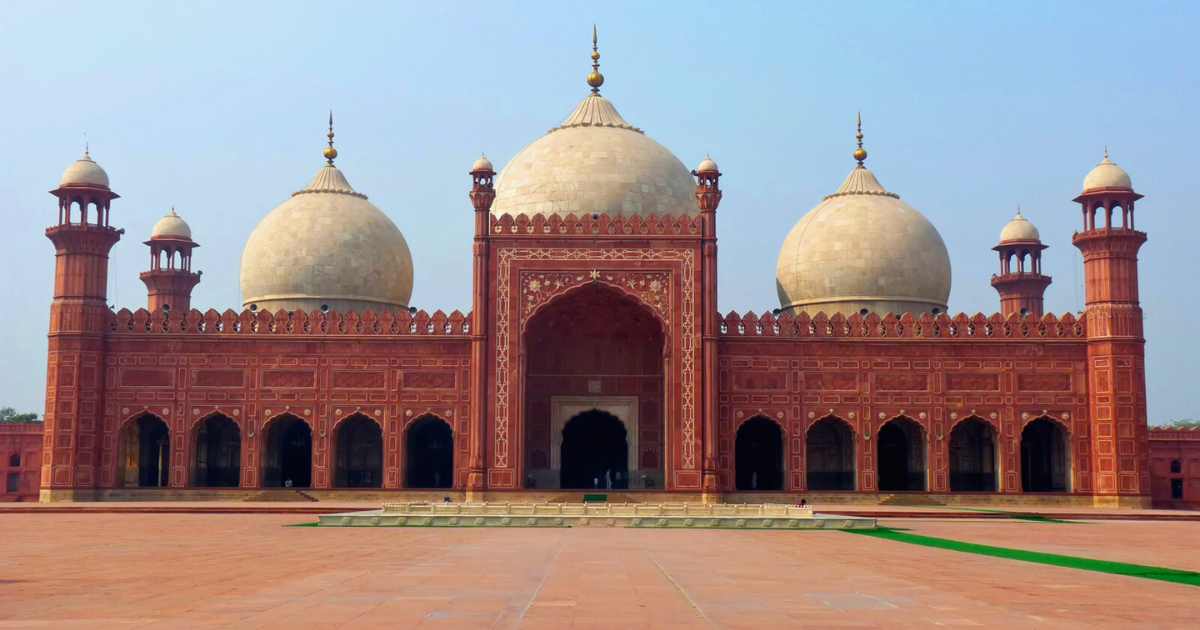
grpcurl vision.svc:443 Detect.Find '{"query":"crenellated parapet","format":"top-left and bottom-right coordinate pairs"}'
top-left (717, 310), bottom-right (1086, 340)
top-left (489, 212), bottom-right (703, 238)
top-left (108, 307), bottom-right (472, 337)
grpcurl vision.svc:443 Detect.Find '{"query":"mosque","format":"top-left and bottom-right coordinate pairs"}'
top-left (34, 36), bottom-right (1155, 506)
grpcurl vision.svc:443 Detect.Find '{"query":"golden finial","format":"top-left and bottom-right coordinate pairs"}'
top-left (587, 24), bottom-right (605, 94)
top-left (323, 110), bottom-right (338, 165)
top-left (853, 112), bottom-right (868, 166)
top-left (83, 132), bottom-right (90, 159)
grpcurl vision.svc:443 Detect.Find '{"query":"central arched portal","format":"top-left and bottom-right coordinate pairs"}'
top-left (877, 417), bottom-right (927, 491)
top-left (523, 283), bottom-right (665, 490)
top-left (560, 410), bottom-right (629, 489)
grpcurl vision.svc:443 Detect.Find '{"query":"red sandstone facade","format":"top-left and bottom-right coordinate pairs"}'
top-left (34, 148), bottom-right (1158, 507)
top-left (1149, 427), bottom-right (1200, 508)
top-left (1, 423), bottom-right (43, 502)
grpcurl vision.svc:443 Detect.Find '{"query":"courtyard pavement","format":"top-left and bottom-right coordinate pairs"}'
top-left (0, 513), bottom-right (1197, 628)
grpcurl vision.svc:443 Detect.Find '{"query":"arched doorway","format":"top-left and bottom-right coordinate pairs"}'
top-left (262, 415), bottom-right (311, 488)
top-left (948, 418), bottom-right (997, 492)
top-left (406, 416), bottom-right (453, 488)
top-left (560, 410), bottom-right (628, 489)
top-left (806, 417), bottom-right (855, 491)
top-left (334, 414), bottom-right (382, 488)
top-left (735, 417), bottom-right (784, 491)
top-left (1021, 417), bottom-right (1069, 492)
top-left (523, 283), bottom-right (665, 489)
top-left (117, 413), bottom-right (170, 488)
top-left (192, 414), bottom-right (240, 487)
top-left (877, 417), bottom-right (926, 491)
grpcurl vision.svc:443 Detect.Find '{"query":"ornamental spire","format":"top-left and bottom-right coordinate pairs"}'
top-left (587, 25), bottom-right (604, 94)
top-left (853, 112), bottom-right (868, 167)
top-left (323, 110), bottom-right (338, 165)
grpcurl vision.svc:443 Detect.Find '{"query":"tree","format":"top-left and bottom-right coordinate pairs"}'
top-left (1160, 419), bottom-right (1200, 429)
top-left (0, 407), bottom-right (40, 423)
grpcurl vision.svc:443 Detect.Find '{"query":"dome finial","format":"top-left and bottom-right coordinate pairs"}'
top-left (323, 110), bottom-right (338, 165)
top-left (853, 112), bottom-right (868, 166)
top-left (587, 24), bottom-right (605, 94)
top-left (83, 131), bottom-right (90, 159)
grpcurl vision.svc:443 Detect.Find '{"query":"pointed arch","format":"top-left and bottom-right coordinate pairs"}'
top-left (116, 412), bottom-right (171, 488)
top-left (735, 416), bottom-right (785, 491)
top-left (405, 414), bottom-right (453, 488)
top-left (333, 412), bottom-right (383, 488)
top-left (260, 413), bottom-right (312, 488)
top-left (1021, 416), bottom-right (1070, 492)
top-left (191, 412), bottom-right (241, 487)
top-left (948, 416), bottom-right (998, 492)
top-left (877, 416), bottom-right (926, 491)
top-left (806, 415), bottom-right (855, 491)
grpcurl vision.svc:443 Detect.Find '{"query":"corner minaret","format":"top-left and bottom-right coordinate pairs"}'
top-left (467, 153), bottom-right (496, 499)
top-left (990, 209), bottom-right (1051, 317)
top-left (1072, 150), bottom-right (1149, 505)
top-left (43, 150), bottom-right (124, 501)
top-left (693, 155), bottom-right (722, 499)
top-left (140, 208), bottom-right (201, 312)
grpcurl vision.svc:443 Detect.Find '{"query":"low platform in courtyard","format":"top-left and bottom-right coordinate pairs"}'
top-left (316, 501), bottom-right (877, 529)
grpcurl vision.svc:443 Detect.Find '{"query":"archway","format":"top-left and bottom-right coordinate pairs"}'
top-left (524, 283), bottom-right (665, 489)
top-left (948, 418), bottom-right (997, 492)
top-left (735, 417), bottom-right (784, 491)
top-left (1021, 417), bottom-right (1069, 492)
top-left (560, 410), bottom-right (628, 489)
top-left (262, 415), bottom-right (311, 488)
top-left (806, 417), bottom-right (855, 491)
top-left (877, 417), bottom-right (926, 491)
top-left (192, 414), bottom-right (240, 487)
top-left (334, 414), bottom-right (382, 488)
top-left (405, 416), bottom-right (453, 488)
top-left (117, 413), bottom-right (170, 488)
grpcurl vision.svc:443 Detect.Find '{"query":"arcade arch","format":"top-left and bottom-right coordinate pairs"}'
top-left (334, 414), bottom-right (382, 488)
top-left (261, 414), bottom-right (311, 488)
top-left (1021, 417), bottom-right (1070, 492)
top-left (806, 416), bottom-right (855, 491)
top-left (948, 417), bottom-right (998, 492)
top-left (405, 415), bottom-right (453, 488)
top-left (735, 416), bottom-right (784, 491)
top-left (877, 417), bottom-right (927, 491)
top-left (117, 413), bottom-right (170, 488)
top-left (192, 414), bottom-right (240, 487)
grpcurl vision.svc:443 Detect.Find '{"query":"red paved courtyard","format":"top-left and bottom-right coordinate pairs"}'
top-left (1, 512), bottom-right (1197, 628)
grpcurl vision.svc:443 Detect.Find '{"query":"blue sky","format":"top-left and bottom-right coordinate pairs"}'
top-left (1, 1), bottom-right (1196, 422)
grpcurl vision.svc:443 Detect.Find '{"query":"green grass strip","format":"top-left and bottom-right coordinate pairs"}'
top-left (846, 528), bottom-right (1200, 587)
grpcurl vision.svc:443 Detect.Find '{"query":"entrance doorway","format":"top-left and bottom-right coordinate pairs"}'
top-left (806, 416), bottom-right (855, 490)
top-left (948, 418), bottom-right (997, 492)
top-left (560, 410), bottom-right (628, 489)
top-left (523, 283), bottom-right (664, 489)
top-left (335, 414), bottom-right (382, 488)
top-left (735, 417), bottom-right (784, 491)
top-left (118, 413), bottom-right (170, 488)
top-left (877, 417), bottom-right (926, 491)
top-left (262, 415), bottom-right (311, 488)
top-left (1021, 417), bottom-right (1069, 492)
top-left (193, 414), bottom-right (240, 487)
top-left (405, 416), bottom-right (453, 488)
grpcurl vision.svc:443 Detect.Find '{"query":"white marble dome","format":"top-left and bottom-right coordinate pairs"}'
top-left (58, 152), bottom-right (110, 188)
top-left (998, 211), bottom-right (1040, 243)
top-left (150, 208), bottom-right (192, 240)
top-left (491, 94), bottom-right (696, 217)
top-left (240, 162), bottom-right (413, 313)
top-left (776, 163), bottom-right (952, 316)
top-left (1082, 153), bottom-right (1132, 192)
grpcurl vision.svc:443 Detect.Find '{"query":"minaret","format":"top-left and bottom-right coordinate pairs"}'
top-left (1071, 150), bottom-right (1149, 505)
top-left (140, 208), bottom-right (201, 312)
top-left (990, 209), bottom-right (1051, 317)
top-left (467, 153), bottom-right (496, 499)
top-left (42, 150), bottom-right (123, 501)
top-left (693, 155), bottom-right (722, 499)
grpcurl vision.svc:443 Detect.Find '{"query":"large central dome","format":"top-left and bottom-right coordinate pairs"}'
top-left (776, 123), bottom-right (951, 316)
top-left (491, 39), bottom-right (696, 218)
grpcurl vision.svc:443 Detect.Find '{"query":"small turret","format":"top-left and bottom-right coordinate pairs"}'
top-left (140, 207), bottom-right (201, 312)
top-left (990, 209), bottom-right (1051, 317)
